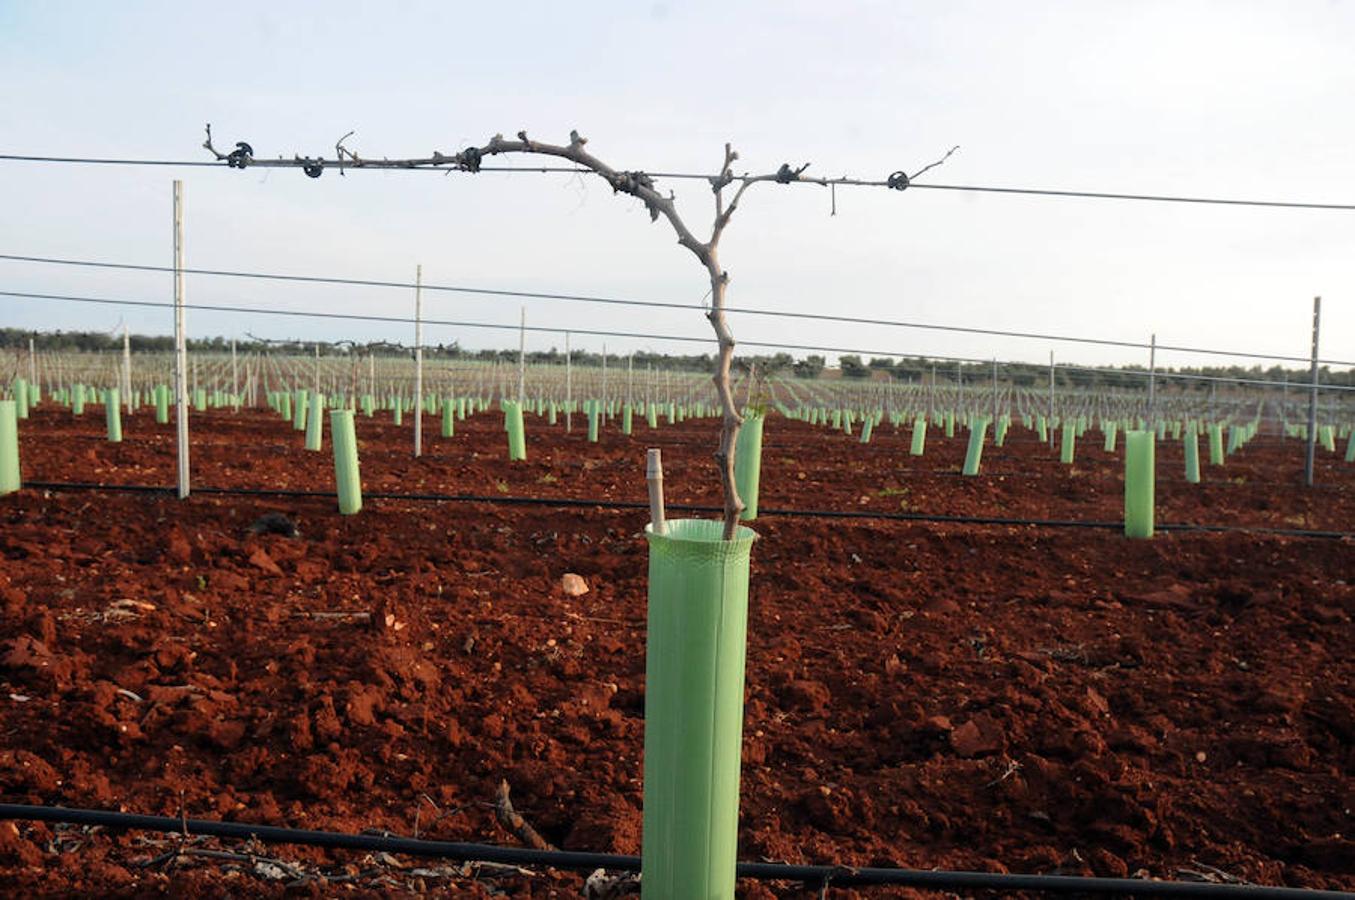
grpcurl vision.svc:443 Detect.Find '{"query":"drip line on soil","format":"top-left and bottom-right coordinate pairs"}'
top-left (21, 481), bottom-right (1355, 540)
top-left (0, 804), bottom-right (1347, 898)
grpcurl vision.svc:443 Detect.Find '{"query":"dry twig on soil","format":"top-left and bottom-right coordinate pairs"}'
top-left (494, 779), bottom-right (555, 851)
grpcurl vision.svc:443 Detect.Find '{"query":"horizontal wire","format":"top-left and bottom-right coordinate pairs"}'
top-left (5, 152), bottom-right (1355, 211)
top-left (23, 481), bottom-right (1355, 539)
top-left (7, 289), bottom-right (1355, 393)
top-left (1, 252), bottom-right (1349, 367)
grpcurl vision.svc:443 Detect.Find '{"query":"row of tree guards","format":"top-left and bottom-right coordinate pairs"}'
top-left (3, 379), bottom-right (1354, 513)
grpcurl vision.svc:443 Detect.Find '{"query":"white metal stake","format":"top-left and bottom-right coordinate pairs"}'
top-left (122, 325), bottom-right (132, 415)
top-left (414, 265), bottom-right (425, 458)
top-left (601, 343), bottom-right (607, 424)
top-left (28, 337), bottom-right (36, 388)
top-left (516, 306), bottom-right (526, 405)
top-left (627, 354), bottom-right (633, 407)
top-left (991, 357), bottom-right (998, 425)
top-left (230, 339), bottom-right (238, 411)
top-left (1147, 333), bottom-right (1157, 425)
top-left (1304, 296), bottom-right (1321, 487)
top-left (1048, 351), bottom-right (1055, 448)
top-left (172, 180), bottom-right (190, 499)
top-left (565, 330), bottom-right (572, 433)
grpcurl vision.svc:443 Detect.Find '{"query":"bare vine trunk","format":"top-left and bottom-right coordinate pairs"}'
top-left (706, 257), bottom-right (745, 539)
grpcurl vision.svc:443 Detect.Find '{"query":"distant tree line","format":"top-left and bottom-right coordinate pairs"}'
top-left (2, 328), bottom-right (1349, 386)
top-left (830, 353), bottom-right (1354, 389)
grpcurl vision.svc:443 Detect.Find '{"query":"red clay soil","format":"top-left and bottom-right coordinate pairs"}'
top-left (0, 405), bottom-right (1351, 896)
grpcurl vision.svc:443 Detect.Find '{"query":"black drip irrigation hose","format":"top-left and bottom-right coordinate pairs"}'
top-left (0, 804), bottom-right (1348, 898)
top-left (20, 480), bottom-right (1355, 540)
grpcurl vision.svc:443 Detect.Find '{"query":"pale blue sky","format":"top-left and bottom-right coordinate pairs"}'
top-left (1, 0), bottom-right (1352, 371)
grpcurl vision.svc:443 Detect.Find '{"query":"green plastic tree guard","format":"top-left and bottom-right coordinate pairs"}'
top-left (442, 398), bottom-right (455, 438)
top-left (72, 384), bottom-right (86, 416)
top-left (330, 410), bottom-right (362, 515)
top-left (944, 411), bottom-right (954, 438)
top-left (910, 417), bottom-right (927, 456)
top-left (642, 518), bottom-right (756, 900)
top-left (962, 418), bottom-right (988, 476)
top-left (994, 416), bottom-right (1008, 447)
top-left (393, 402), bottom-right (403, 427)
top-left (1320, 425), bottom-right (1335, 453)
top-left (105, 389), bottom-right (122, 442)
top-left (13, 379), bottom-right (28, 420)
top-left (293, 390), bottom-right (308, 431)
top-left (194, 388), bottom-right (207, 412)
top-left (505, 401), bottom-right (527, 461)
top-left (1036, 415), bottom-right (1047, 444)
top-left (1124, 430), bottom-right (1155, 539)
top-left (1184, 423), bottom-right (1201, 484)
top-left (858, 416), bottom-right (872, 443)
top-left (734, 413), bottom-right (765, 521)
top-left (0, 400), bottom-right (19, 495)
top-left (622, 404), bottom-right (633, 435)
top-left (155, 385), bottom-right (169, 424)
top-left (647, 404), bottom-right (659, 429)
top-left (1102, 423), bottom-right (1117, 453)
top-left (1345, 430), bottom-right (1355, 463)
top-left (587, 402), bottom-right (600, 443)
top-left (28, 382), bottom-right (38, 408)
top-left (1060, 422), bottom-right (1076, 464)
top-left (1208, 424), bottom-right (1224, 465)
top-left (305, 391), bottom-right (324, 451)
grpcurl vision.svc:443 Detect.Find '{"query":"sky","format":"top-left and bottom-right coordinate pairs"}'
top-left (1, 0), bottom-right (1353, 373)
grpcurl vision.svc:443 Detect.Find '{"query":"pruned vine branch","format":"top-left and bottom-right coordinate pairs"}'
top-left (204, 124), bottom-right (958, 538)
top-left (912, 144), bottom-right (961, 181)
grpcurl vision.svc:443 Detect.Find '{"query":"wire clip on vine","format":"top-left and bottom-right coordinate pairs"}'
top-left (225, 142), bottom-right (253, 169)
